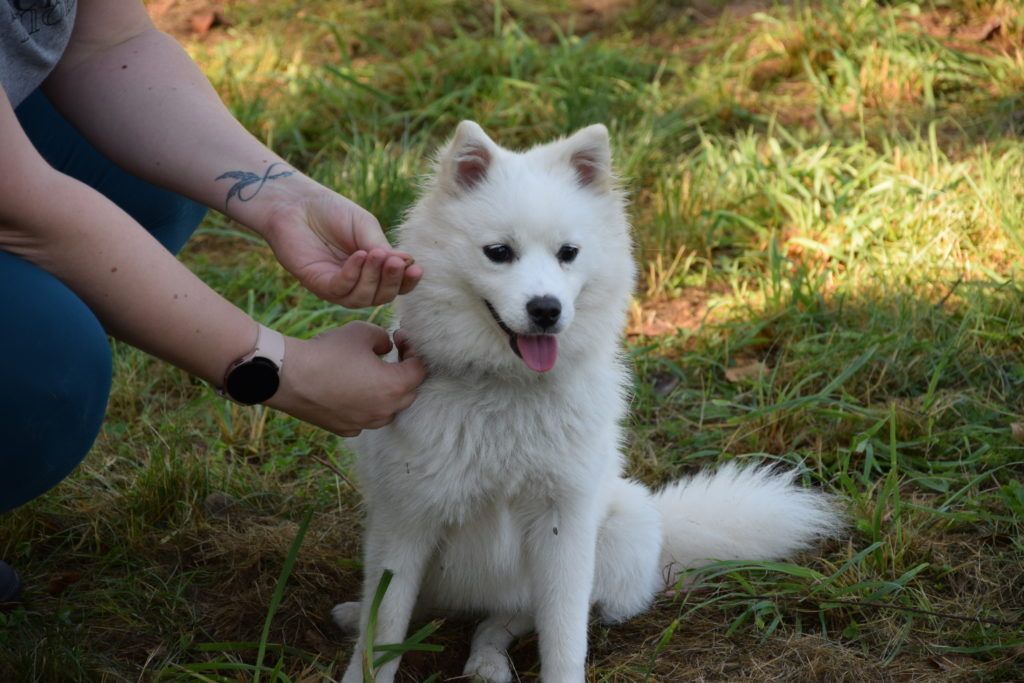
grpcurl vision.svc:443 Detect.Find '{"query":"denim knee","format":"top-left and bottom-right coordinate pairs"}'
top-left (0, 251), bottom-right (112, 513)
top-left (151, 195), bottom-right (208, 256)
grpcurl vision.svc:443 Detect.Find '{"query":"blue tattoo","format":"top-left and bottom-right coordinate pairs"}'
top-left (215, 163), bottom-right (295, 209)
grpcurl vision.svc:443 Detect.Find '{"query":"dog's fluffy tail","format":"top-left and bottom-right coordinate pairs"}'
top-left (651, 462), bottom-right (841, 588)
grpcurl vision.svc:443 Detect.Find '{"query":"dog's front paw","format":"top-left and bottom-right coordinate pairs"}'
top-left (331, 601), bottom-right (361, 633)
top-left (463, 648), bottom-right (513, 683)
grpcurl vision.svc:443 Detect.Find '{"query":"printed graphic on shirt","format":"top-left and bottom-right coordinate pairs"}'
top-left (2, 0), bottom-right (78, 107)
top-left (8, 0), bottom-right (76, 43)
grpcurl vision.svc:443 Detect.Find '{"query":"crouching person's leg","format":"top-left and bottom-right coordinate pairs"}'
top-left (0, 249), bottom-right (112, 515)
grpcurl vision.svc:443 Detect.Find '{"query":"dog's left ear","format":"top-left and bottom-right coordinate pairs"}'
top-left (563, 124), bottom-right (612, 192)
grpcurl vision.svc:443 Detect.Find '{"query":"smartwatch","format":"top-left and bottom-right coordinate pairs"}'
top-left (220, 324), bottom-right (286, 405)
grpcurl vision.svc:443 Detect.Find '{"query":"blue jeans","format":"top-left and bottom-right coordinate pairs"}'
top-left (0, 91), bottom-right (207, 513)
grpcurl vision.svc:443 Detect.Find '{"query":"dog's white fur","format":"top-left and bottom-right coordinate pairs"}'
top-left (334, 122), bottom-right (841, 682)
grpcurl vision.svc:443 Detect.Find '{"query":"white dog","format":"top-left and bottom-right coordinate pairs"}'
top-left (333, 122), bottom-right (840, 682)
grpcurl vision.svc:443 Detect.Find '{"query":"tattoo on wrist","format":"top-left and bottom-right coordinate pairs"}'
top-left (215, 163), bottom-right (295, 210)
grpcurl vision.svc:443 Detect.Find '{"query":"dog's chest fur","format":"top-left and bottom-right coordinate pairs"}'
top-left (352, 360), bottom-right (626, 525)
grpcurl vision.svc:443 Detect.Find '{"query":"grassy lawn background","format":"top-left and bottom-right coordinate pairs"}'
top-left (2, 0), bottom-right (1023, 679)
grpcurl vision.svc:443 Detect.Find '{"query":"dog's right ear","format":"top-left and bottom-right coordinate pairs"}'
top-left (439, 121), bottom-right (495, 194)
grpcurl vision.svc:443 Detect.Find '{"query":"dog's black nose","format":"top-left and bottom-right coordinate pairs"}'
top-left (526, 296), bottom-right (561, 330)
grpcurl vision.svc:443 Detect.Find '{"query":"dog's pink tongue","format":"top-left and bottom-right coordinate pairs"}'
top-left (516, 335), bottom-right (558, 373)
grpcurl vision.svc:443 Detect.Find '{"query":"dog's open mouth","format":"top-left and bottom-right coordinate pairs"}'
top-left (485, 300), bottom-right (558, 373)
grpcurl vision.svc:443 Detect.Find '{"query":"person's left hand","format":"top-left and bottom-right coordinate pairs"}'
top-left (261, 189), bottom-right (422, 307)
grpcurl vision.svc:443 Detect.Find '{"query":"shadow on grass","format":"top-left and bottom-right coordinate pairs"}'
top-left (1, 274), bottom-right (1020, 681)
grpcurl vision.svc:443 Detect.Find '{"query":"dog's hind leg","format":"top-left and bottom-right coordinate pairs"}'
top-left (463, 613), bottom-right (533, 683)
top-left (591, 478), bottom-right (663, 624)
top-left (340, 514), bottom-right (440, 683)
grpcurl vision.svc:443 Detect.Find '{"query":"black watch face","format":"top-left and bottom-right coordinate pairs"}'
top-left (225, 357), bottom-right (280, 405)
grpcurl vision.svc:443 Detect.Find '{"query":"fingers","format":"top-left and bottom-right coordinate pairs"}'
top-left (393, 388), bottom-right (418, 412)
top-left (337, 249), bottom-right (393, 305)
top-left (323, 250), bottom-right (366, 302)
top-left (363, 381), bottom-right (419, 431)
top-left (367, 347), bottom-right (425, 425)
top-left (392, 355), bottom-right (428, 389)
top-left (342, 320), bottom-right (394, 356)
top-left (373, 255), bottom-right (407, 304)
top-left (332, 381), bottom-right (418, 436)
top-left (346, 250), bottom-right (383, 306)
top-left (369, 327), bottom-right (395, 356)
top-left (348, 207), bottom-right (415, 266)
top-left (397, 263), bottom-right (423, 295)
top-left (335, 250), bottom-right (415, 307)
top-left (393, 329), bottom-right (415, 361)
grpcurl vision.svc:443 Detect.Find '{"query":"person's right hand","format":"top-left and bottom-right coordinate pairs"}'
top-left (266, 322), bottom-right (426, 436)
top-left (260, 185), bottom-right (422, 308)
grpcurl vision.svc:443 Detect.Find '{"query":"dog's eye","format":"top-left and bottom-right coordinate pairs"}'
top-left (483, 244), bottom-right (515, 263)
top-left (557, 245), bottom-right (579, 263)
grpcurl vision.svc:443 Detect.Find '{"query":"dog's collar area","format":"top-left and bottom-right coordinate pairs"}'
top-left (484, 300), bottom-right (522, 358)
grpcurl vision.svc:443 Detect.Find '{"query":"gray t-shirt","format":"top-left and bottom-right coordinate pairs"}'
top-left (2, 0), bottom-right (77, 108)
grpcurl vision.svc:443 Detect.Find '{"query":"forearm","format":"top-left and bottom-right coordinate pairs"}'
top-left (2, 165), bottom-right (255, 386)
top-left (44, 27), bottom-right (309, 234)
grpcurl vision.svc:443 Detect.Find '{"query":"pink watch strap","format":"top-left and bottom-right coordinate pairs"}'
top-left (252, 324), bottom-right (285, 369)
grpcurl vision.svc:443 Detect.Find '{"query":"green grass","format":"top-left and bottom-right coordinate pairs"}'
top-left (3, 0), bottom-right (1024, 679)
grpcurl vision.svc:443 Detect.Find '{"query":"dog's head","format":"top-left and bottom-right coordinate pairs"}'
top-left (396, 121), bottom-right (635, 377)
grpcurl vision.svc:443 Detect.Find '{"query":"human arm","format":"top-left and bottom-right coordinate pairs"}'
top-left (0, 90), bottom-right (424, 436)
top-left (42, 0), bottom-right (421, 306)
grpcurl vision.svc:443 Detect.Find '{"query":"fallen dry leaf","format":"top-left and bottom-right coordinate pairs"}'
top-left (962, 18), bottom-right (1002, 43)
top-left (651, 372), bottom-right (681, 397)
top-left (725, 360), bottom-right (769, 383)
top-left (47, 571), bottom-right (82, 596)
top-left (931, 654), bottom-right (982, 673)
top-left (203, 491), bottom-right (238, 518)
top-left (190, 11), bottom-right (215, 35)
top-left (1011, 422), bottom-right (1024, 443)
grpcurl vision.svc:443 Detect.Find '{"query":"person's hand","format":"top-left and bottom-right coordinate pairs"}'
top-left (266, 322), bottom-right (425, 436)
top-left (261, 189), bottom-right (422, 307)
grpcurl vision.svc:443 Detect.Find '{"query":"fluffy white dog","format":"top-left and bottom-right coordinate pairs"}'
top-left (333, 122), bottom-right (840, 682)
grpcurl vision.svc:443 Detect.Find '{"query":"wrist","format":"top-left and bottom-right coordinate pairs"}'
top-left (219, 324), bottom-right (288, 405)
top-left (263, 336), bottom-right (311, 413)
top-left (226, 170), bottom-right (322, 239)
